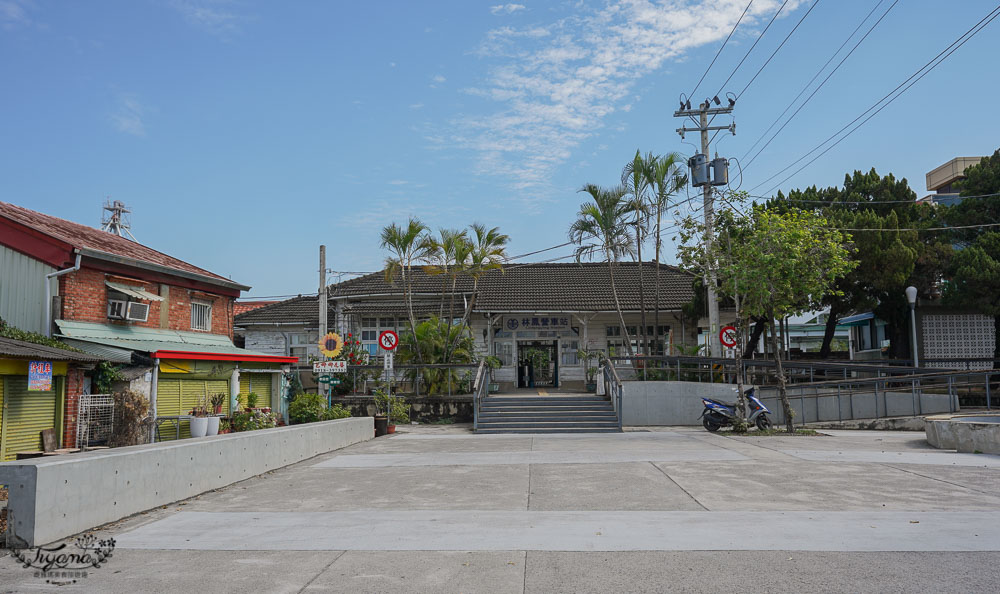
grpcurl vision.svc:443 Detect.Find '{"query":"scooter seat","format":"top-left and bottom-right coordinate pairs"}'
top-left (711, 400), bottom-right (737, 409)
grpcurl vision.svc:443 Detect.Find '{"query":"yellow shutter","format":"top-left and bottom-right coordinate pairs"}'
top-left (2, 376), bottom-right (60, 461)
top-left (239, 373), bottom-right (273, 410)
top-left (0, 376), bottom-right (4, 454)
top-left (154, 378), bottom-right (182, 441)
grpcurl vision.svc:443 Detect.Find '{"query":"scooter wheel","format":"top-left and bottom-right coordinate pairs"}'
top-left (756, 415), bottom-right (772, 431)
top-left (703, 417), bottom-right (722, 432)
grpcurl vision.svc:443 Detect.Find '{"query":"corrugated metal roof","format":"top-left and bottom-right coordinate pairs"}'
top-left (0, 336), bottom-right (102, 362)
top-left (55, 320), bottom-right (276, 358)
top-left (59, 339), bottom-right (134, 363)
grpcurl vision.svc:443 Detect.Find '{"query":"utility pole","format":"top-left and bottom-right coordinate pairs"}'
top-left (674, 97), bottom-right (735, 358)
top-left (319, 245), bottom-right (327, 342)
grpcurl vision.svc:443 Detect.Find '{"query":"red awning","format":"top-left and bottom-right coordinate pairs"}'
top-left (150, 350), bottom-right (298, 364)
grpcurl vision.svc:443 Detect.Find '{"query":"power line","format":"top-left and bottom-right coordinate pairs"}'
top-left (750, 3), bottom-right (1000, 195)
top-left (760, 4), bottom-right (1000, 195)
top-left (830, 222), bottom-right (1000, 232)
top-left (763, 191), bottom-right (1000, 205)
top-left (741, 0), bottom-right (895, 170)
top-left (737, 0), bottom-right (821, 99)
top-left (689, 0), bottom-right (754, 99)
top-left (714, 0), bottom-right (790, 97)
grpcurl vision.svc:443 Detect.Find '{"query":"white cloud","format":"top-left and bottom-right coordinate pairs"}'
top-left (111, 96), bottom-right (147, 137)
top-left (460, 0), bottom-right (804, 191)
top-left (490, 3), bottom-right (526, 15)
top-left (432, 74), bottom-right (447, 83)
top-left (409, 103), bottom-right (425, 110)
top-left (168, 0), bottom-right (244, 37)
top-left (0, 0), bottom-right (31, 29)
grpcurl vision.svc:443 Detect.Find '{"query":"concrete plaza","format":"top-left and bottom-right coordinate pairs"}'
top-left (2, 426), bottom-right (1000, 593)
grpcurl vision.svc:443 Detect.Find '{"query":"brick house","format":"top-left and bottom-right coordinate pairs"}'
top-left (0, 202), bottom-right (296, 440)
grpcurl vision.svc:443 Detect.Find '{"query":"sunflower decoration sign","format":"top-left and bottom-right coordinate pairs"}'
top-left (318, 332), bottom-right (344, 358)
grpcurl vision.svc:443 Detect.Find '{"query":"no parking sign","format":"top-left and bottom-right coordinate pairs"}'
top-left (719, 325), bottom-right (738, 349)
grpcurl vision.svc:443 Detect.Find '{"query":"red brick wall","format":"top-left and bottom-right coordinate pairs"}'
top-left (58, 266), bottom-right (234, 338)
top-left (62, 367), bottom-right (85, 448)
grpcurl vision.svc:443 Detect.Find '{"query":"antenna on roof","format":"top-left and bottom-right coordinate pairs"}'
top-left (100, 198), bottom-right (137, 241)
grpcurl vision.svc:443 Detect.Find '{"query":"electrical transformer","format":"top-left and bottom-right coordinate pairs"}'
top-left (711, 157), bottom-right (729, 186)
top-left (688, 153), bottom-right (710, 187)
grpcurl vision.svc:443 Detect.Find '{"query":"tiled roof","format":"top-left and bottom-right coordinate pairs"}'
top-left (234, 295), bottom-right (324, 325)
top-left (0, 201), bottom-right (242, 287)
top-left (329, 262), bottom-right (694, 313)
top-left (234, 301), bottom-right (278, 317)
top-left (0, 336), bottom-right (102, 362)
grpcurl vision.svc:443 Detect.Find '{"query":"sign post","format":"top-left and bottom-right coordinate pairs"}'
top-left (379, 331), bottom-right (399, 396)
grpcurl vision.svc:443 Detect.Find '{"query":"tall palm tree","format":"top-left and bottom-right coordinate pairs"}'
top-left (380, 218), bottom-right (435, 362)
top-left (568, 184), bottom-right (636, 357)
top-left (453, 223), bottom-right (509, 357)
top-left (623, 150), bottom-right (657, 355)
top-left (646, 152), bottom-right (687, 354)
top-left (424, 228), bottom-right (469, 321)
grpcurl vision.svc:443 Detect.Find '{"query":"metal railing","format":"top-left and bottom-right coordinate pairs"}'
top-left (755, 369), bottom-right (999, 426)
top-left (472, 360), bottom-right (489, 431)
top-left (600, 355), bottom-right (624, 431)
top-left (342, 363), bottom-right (480, 397)
top-left (607, 354), bottom-right (966, 387)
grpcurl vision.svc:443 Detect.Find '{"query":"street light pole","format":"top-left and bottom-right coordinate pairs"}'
top-left (905, 286), bottom-right (919, 368)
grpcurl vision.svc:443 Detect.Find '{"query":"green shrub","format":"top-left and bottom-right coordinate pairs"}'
top-left (322, 403), bottom-right (352, 421)
top-left (288, 393), bottom-right (326, 424)
top-left (231, 409), bottom-right (278, 432)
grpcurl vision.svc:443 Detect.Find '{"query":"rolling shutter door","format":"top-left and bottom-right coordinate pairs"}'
top-left (239, 373), bottom-right (273, 410)
top-left (155, 379), bottom-right (229, 441)
top-left (2, 376), bottom-right (60, 461)
top-left (154, 378), bottom-right (183, 441)
top-left (0, 377), bottom-right (4, 455)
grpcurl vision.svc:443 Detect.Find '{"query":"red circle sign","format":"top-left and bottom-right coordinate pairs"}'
top-left (719, 325), bottom-right (738, 348)
top-left (378, 330), bottom-right (399, 351)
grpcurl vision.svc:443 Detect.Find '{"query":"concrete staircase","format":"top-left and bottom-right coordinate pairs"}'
top-left (476, 394), bottom-right (621, 434)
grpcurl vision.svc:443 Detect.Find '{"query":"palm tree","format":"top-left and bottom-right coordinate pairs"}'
top-left (452, 223), bottom-right (509, 357)
top-left (646, 152), bottom-right (687, 354)
top-left (380, 218), bottom-right (435, 362)
top-left (568, 184), bottom-right (636, 357)
top-left (424, 228), bottom-right (469, 322)
top-left (622, 150), bottom-right (656, 355)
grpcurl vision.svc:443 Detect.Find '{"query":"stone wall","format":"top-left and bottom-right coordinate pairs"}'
top-left (336, 395), bottom-right (473, 423)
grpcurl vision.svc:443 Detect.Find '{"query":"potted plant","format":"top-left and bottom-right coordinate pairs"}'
top-left (189, 394), bottom-right (210, 438)
top-left (246, 392), bottom-right (259, 411)
top-left (210, 392), bottom-right (226, 415)
top-left (387, 395), bottom-right (408, 434)
top-left (484, 356), bottom-right (502, 393)
top-left (578, 349), bottom-right (600, 392)
top-left (372, 389), bottom-right (390, 437)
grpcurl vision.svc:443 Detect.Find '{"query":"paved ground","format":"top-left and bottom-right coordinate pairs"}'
top-left (2, 426), bottom-right (1000, 593)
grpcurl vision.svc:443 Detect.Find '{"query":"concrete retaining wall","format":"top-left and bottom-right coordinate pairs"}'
top-left (622, 381), bottom-right (738, 426)
top-left (340, 395), bottom-right (473, 423)
top-left (0, 417), bottom-right (373, 546)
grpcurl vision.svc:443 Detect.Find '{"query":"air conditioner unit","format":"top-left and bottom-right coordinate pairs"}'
top-left (126, 301), bottom-right (150, 322)
top-left (107, 299), bottom-right (127, 319)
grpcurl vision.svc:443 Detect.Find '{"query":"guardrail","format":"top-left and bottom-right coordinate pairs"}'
top-left (755, 369), bottom-right (998, 426)
top-left (600, 355), bottom-right (624, 431)
top-left (342, 363), bottom-right (480, 396)
top-left (607, 355), bottom-right (956, 386)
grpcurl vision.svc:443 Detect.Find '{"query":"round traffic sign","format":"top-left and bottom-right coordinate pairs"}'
top-left (719, 325), bottom-right (738, 349)
top-left (378, 330), bottom-right (399, 351)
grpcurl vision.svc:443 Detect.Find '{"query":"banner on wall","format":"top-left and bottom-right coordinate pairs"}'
top-left (28, 360), bottom-right (53, 391)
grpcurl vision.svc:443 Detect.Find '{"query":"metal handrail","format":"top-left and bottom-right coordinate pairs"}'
top-left (472, 360), bottom-right (489, 431)
top-left (600, 355), bottom-right (624, 431)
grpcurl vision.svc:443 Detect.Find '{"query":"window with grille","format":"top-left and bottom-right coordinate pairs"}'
top-left (191, 301), bottom-right (212, 331)
top-left (561, 340), bottom-right (580, 365)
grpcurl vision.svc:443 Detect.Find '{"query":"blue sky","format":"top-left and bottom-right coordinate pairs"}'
top-left (2, 1), bottom-right (998, 298)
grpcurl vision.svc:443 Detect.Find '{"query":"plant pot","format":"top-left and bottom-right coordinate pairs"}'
top-left (374, 415), bottom-right (388, 437)
top-left (190, 416), bottom-right (209, 438)
top-left (206, 416), bottom-right (220, 436)
top-left (214, 405), bottom-right (222, 414)
top-left (585, 382), bottom-right (597, 392)
top-left (488, 382), bottom-right (500, 393)
top-left (387, 424), bottom-right (396, 434)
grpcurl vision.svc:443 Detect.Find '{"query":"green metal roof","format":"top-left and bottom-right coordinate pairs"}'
top-left (55, 320), bottom-right (274, 358)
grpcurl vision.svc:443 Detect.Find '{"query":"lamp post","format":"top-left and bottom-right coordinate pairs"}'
top-left (905, 286), bottom-right (919, 368)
